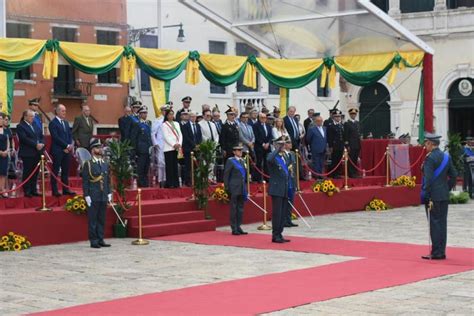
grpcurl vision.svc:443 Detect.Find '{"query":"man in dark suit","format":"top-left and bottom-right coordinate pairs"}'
top-left (267, 137), bottom-right (291, 243)
top-left (283, 106), bottom-right (301, 150)
top-left (49, 104), bottom-right (75, 197)
top-left (182, 112), bottom-right (202, 186)
top-left (130, 106), bottom-right (152, 187)
top-left (253, 112), bottom-right (272, 183)
top-left (303, 108), bottom-right (315, 133)
top-left (72, 105), bottom-right (94, 149)
top-left (327, 110), bottom-right (344, 178)
top-left (118, 106), bottom-right (131, 141)
top-left (306, 114), bottom-right (327, 178)
top-left (220, 107), bottom-right (240, 164)
top-left (176, 96), bottom-right (192, 122)
top-left (224, 143), bottom-right (248, 235)
top-left (83, 138), bottom-right (112, 249)
top-left (17, 109), bottom-right (45, 197)
top-left (421, 133), bottom-right (457, 260)
top-left (344, 108), bottom-right (362, 178)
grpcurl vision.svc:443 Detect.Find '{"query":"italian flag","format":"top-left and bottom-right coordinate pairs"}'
top-left (0, 71), bottom-right (14, 115)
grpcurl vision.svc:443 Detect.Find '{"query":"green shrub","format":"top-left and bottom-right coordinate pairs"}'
top-left (449, 192), bottom-right (470, 204)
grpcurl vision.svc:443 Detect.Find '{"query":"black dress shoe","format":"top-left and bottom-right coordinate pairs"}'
top-left (284, 224), bottom-right (292, 228)
top-left (421, 254), bottom-right (446, 260)
top-left (90, 244), bottom-right (101, 249)
top-left (98, 242), bottom-right (111, 247)
top-left (52, 192), bottom-right (62, 197)
top-left (272, 238), bottom-right (284, 243)
top-left (288, 222), bottom-right (298, 227)
top-left (63, 191), bottom-right (76, 196)
top-left (238, 230), bottom-right (248, 235)
top-left (282, 238), bottom-right (291, 242)
top-left (24, 193), bottom-right (33, 198)
top-left (232, 231), bottom-right (241, 236)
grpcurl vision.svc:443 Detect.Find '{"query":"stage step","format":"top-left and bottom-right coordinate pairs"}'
top-left (129, 219), bottom-right (216, 238)
top-left (124, 200), bottom-right (197, 216)
top-left (126, 211), bottom-right (205, 226)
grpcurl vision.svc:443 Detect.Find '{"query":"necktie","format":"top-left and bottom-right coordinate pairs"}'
top-left (61, 120), bottom-right (67, 132)
top-left (192, 123), bottom-right (196, 142)
top-left (263, 124), bottom-right (267, 137)
top-left (291, 117), bottom-right (298, 138)
top-left (208, 121), bottom-right (214, 141)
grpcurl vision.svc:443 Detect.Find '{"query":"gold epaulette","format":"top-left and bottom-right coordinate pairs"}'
top-left (87, 161), bottom-right (104, 183)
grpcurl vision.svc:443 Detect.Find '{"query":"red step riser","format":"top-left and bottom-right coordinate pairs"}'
top-left (124, 202), bottom-right (198, 215)
top-left (127, 211), bottom-right (205, 226)
top-left (128, 220), bottom-right (216, 238)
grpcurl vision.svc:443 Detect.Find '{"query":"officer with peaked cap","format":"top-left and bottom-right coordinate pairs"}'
top-left (83, 138), bottom-right (112, 249)
top-left (131, 106), bottom-right (152, 187)
top-left (344, 107), bottom-right (361, 178)
top-left (176, 96), bottom-right (192, 122)
top-left (224, 143), bottom-right (248, 235)
top-left (220, 105), bottom-right (240, 165)
top-left (28, 97), bottom-right (43, 133)
top-left (327, 109), bottom-right (344, 178)
top-left (420, 132), bottom-right (457, 260)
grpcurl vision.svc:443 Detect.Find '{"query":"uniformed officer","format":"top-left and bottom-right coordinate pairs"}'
top-left (176, 96), bottom-right (192, 122)
top-left (220, 106), bottom-right (240, 164)
top-left (283, 136), bottom-right (298, 227)
top-left (28, 97), bottom-right (43, 133)
top-left (131, 106), bottom-right (152, 187)
top-left (421, 132), bottom-right (457, 260)
top-left (344, 107), bottom-right (362, 178)
top-left (223, 143), bottom-right (248, 235)
top-left (267, 136), bottom-right (291, 243)
top-left (83, 138), bottom-right (112, 249)
top-left (327, 109), bottom-right (344, 178)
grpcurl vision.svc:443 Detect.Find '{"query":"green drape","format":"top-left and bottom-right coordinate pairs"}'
top-left (135, 55), bottom-right (188, 81)
top-left (0, 46), bottom-right (45, 73)
top-left (57, 46), bottom-right (121, 75)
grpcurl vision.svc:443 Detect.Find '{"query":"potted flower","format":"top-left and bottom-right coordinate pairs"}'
top-left (193, 140), bottom-right (217, 218)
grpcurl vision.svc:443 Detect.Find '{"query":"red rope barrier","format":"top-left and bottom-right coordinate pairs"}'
top-left (45, 164), bottom-right (83, 191)
top-left (248, 156), bottom-right (270, 179)
top-left (348, 153), bottom-right (386, 173)
top-left (300, 155), bottom-right (344, 177)
top-left (389, 150), bottom-right (425, 170)
top-left (114, 191), bottom-right (138, 210)
top-left (0, 162), bottom-right (41, 194)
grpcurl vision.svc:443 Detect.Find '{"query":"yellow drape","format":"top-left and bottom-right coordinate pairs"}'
top-left (335, 52), bottom-right (397, 73)
top-left (60, 42), bottom-right (123, 68)
top-left (243, 62), bottom-right (257, 89)
top-left (199, 54), bottom-right (247, 75)
top-left (257, 58), bottom-right (323, 78)
top-left (0, 71), bottom-right (7, 114)
top-left (320, 64), bottom-right (337, 89)
top-left (0, 38), bottom-right (46, 62)
top-left (42, 50), bottom-right (59, 79)
top-left (279, 87), bottom-right (289, 117)
top-left (119, 55), bottom-right (136, 83)
top-left (150, 77), bottom-right (166, 118)
top-left (185, 59), bottom-right (200, 85)
top-left (134, 47), bottom-right (188, 70)
top-left (399, 51), bottom-right (425, 67)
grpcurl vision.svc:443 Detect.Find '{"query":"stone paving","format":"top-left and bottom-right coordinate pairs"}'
top-left (1, 200), bottom-right (473, 315)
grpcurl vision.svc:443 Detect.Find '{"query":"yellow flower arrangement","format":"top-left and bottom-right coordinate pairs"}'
top-left (390, 175), bottom-right (417, 188)
top-left (65, 195), bottom-right (88, 215)
top-left (211, 184), bottom-right (230, 204)
top-left (312, 179), bottom-right (340, 197)
top-left (0, 232), bottom-right (32, 252)
top-left (365, 198), bottom-right (389, 211)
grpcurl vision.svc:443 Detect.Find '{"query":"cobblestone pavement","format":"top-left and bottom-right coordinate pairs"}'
top-left (1, 200), bottom-right (473, 315)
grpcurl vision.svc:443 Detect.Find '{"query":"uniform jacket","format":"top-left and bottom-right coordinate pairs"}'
top-left (223, 156), bottom-right (246, 196)
top-left (306, 125), bottom-right (327, 154)
top-left (285, 150), bottom-right (297, 194)
top-left (151, 117), bottom-right (164, 147)
top-left (162, 121), bottom-right (183, 152)
top-left (118, 115), bottom-right (130, 141)
top-left (16, 120), bottom-right (43, 158)
top-left (72, 115), bottom-right (94, 148)
top-left (267, 149), bottom-right (290, 198)
top-left (220, 121), bottom-right (240, 154)
top-left (422, 148), bottom-right (457, 201)
top-left (131, 120), bottom-right (152, 154)
top-left (327, 121), bottom-right (344, 150)
top-left (182, 121), bottom-right (202, 153)
top-left (49, 117), bottom-right (72, 154)
top-left (239, 121), bottom-right (255, 152)
top-left (253, 121), bottom-right (273, 153)
top-left (82, 158), bottom-right (111, 202)
top-left (344, 120), bottom-right (361, 149)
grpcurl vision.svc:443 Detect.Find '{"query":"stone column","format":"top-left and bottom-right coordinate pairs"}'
top-left (435, 0), bottom-right (447, 11)
top-left (434, 99), bottom-right (449, 149)
top-left (388, 0), bottom-right (401, 16)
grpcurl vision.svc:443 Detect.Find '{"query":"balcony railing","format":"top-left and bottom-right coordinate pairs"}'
top-left (233, 91), bottom-right (268, 113)
top-left (53, 81), bottom-right (93, 100)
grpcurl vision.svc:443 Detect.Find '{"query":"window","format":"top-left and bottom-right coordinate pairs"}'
top-left (317, 76), bottom-right (329, 97)
top-left (268, 82), bottom-right (280, 95)
top-left (447, 0), bottom-right (474, 9)
top-left (97, 30), bottom-right (118, 84)
top-left (53, 27), bottom-right (76, 95)
top-left (139, 35), bottom-right (158, 91)
top-left (6, 23), bottom-right (31, 80)
top-left (370, 0), bottom-right (389, 12)
top-left (400, 0), bottom-right (434, 13)
top-left (236, 42), bottom-right (259, 92)
top-left (209, 41), bottom-right (227, 94)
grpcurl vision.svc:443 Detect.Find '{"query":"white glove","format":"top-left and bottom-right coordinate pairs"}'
top-left (85, 196), bottom-right (92, 207)
top-left (107, 194), bottom-right (112, 202)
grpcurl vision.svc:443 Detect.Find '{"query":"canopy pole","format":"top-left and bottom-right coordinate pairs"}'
top-left (422, 53), bottom-right (434, 133)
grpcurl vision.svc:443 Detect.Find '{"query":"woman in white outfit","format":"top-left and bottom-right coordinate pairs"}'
top-left (272, 118), bottom-right (289, 150)
top-left (162, 109), bottom-right (183, 188)
top-left (151, 105), bottom-right (168, 187)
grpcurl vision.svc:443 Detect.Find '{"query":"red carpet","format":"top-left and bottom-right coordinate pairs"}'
top-left (34, 233), bottom-right (473, 315)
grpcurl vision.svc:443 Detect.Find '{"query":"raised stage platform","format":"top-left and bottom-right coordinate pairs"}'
top-left (0, 178), bottom-right (421, 246)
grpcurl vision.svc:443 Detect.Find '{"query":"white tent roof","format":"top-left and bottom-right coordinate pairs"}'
top-left (179, 0), bottom-right (434, 59)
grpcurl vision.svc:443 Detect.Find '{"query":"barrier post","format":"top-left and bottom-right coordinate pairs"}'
top-left (295, 149), bottom-right (301, 193)
top-left (385, 146), bottom-right (391, 187)
top-left (257, 180), bottom-right (271, 230)
top-left (187, 151), bottom-right (196, 201)
top-left (36, 155), bottom-right (51, 212)
top-left (132, 189), bottom-right (149, 245)
top-left (245, 153), bottom-right (251, 197)
top-left (343, 148), bottom-right (350, 190)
